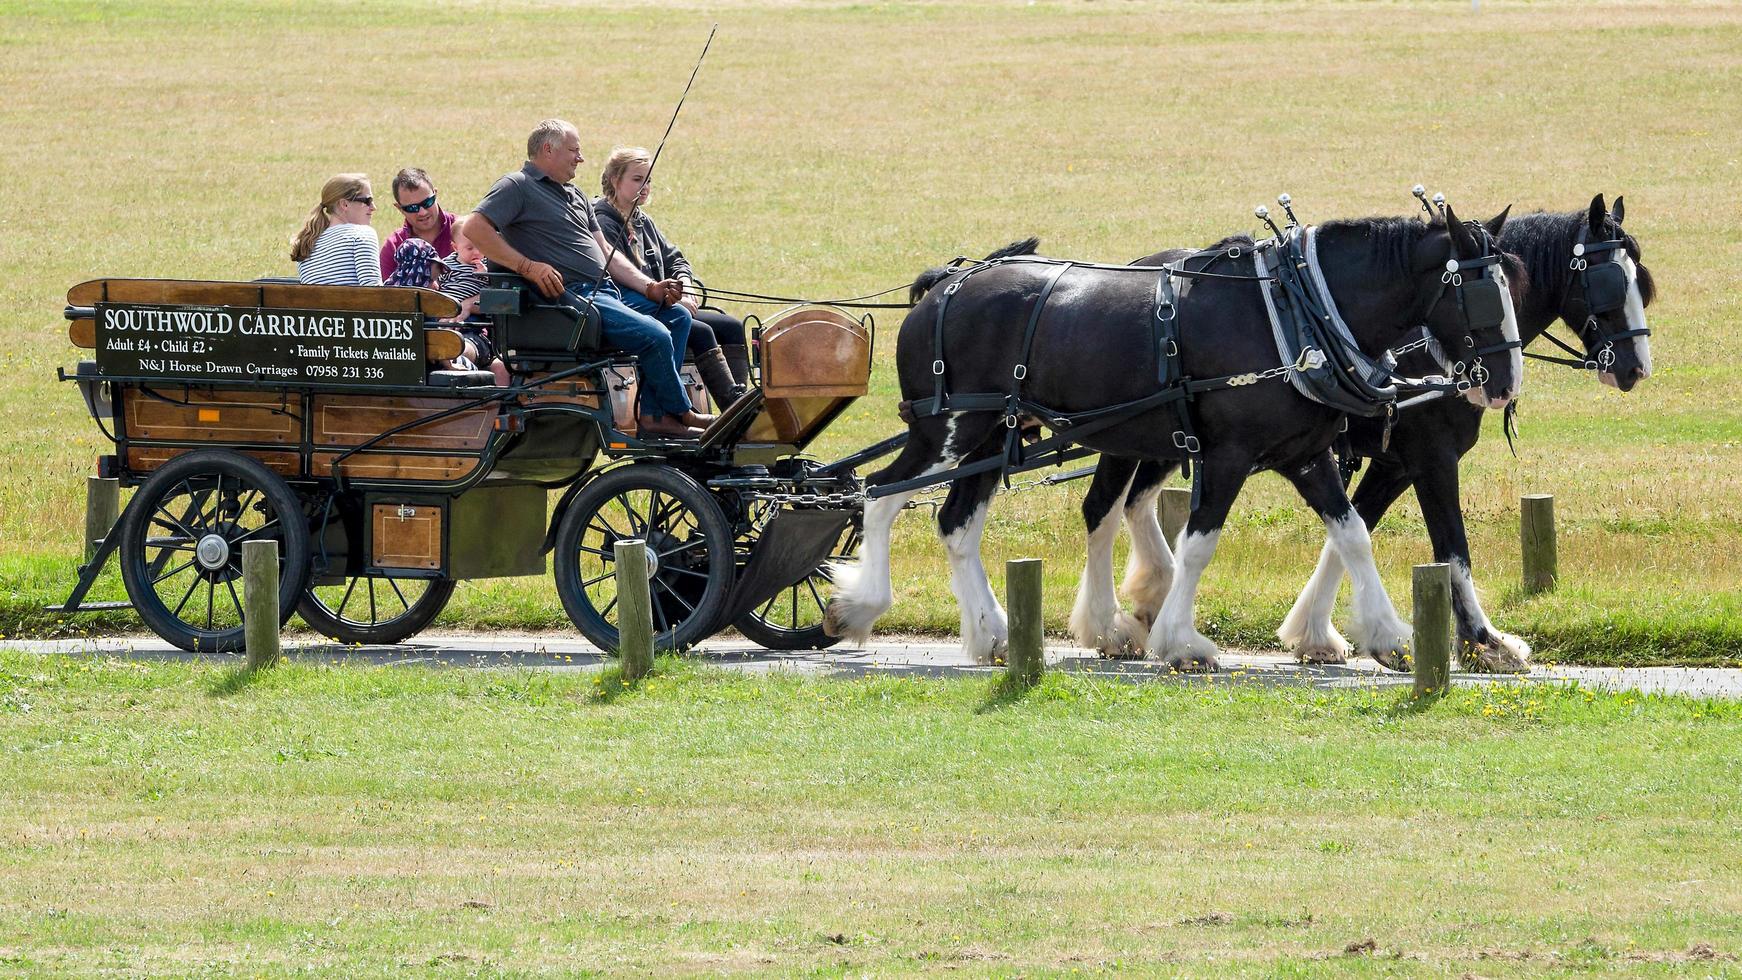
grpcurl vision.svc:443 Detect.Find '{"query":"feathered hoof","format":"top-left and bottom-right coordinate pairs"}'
top-left (1461, 630), bottom-right (1533, 674)
top-left (1356, 617), bottom-right (1414, 673)
top-left (967, 635), bottom-right (1009, 667)
top-left (821, 599), bottom-right (875, 645)
top-left (1297, 645), bottom-right (1350, 666)
top-left (1151, 628), bottom-right (1220, 673)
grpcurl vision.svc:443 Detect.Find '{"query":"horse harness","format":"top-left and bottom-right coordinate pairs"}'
top-left (1526, 223), bottom-right (1649, 372)
top-left (885, 225), bottom-right (1505, 507)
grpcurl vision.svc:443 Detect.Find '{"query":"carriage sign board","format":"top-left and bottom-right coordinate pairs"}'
top-left (93, 302), bottom-right (426, 386)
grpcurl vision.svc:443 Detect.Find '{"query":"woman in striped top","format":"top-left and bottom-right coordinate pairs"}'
top-left (291, 174), bottom-right (383, 286)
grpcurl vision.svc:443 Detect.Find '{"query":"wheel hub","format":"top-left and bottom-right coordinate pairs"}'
top-left (195, 533), bottom-right (231, 572)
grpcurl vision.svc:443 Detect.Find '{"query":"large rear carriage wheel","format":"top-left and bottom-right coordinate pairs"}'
top-left (118, 450), bottom-right (311, 653)
top-left (554, 465), bottom-right (734, 652)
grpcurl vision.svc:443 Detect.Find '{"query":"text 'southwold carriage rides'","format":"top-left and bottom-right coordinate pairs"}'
top-left (56, 273), bottom-right (874, 653)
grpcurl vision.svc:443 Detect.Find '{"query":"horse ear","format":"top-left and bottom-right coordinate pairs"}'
top-left (1588, 194), bottom-right (1607, 233)
top-left (1444, 203), bottom-right (1477, 258)
top-left (1612, 196), bottom-right (1626, 225)
top-left (1484, 204), bottom-right (1512, 239)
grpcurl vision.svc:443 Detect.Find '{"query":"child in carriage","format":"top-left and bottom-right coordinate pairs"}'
top-left (388, 220), bottom-right (509, 385)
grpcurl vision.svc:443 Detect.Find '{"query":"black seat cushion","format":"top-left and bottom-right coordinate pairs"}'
top-left (485, 272), bottom-right (603, 358)
top-left (428, 369), bottom-right (498, 388)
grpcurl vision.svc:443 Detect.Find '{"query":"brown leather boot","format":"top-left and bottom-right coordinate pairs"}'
top-left (695, 347), bottom-right (746, 409)
top-left (721, 343), bottom-right (753, 388)
top-left (637, 413), bottom-right (703, 439)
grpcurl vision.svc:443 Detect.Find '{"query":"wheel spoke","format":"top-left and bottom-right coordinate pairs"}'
top-left (654, 578), bottom-right (696, 616)
top-left (334, 576), bottom-right (360, 618)
top-left (170, 573), bottom-right (200, 618)
top-left (225, 577), bottom-right (245, 623)
top-left (600, 594), bottom-right (618, 619)
top-left (150, 557), bottom-right (197, 586)
top-left (788, 584), bottom-right (800, 629)
top-left (368, 577), bottom-right (378, 624)
top-left (806, 576), bottom-right (827, 612)
top-left (231, 517), bottom-right (282, 544)
top-left (660, 565), bottom-right (709, 581)
top-left (387, 576), bottom-right (411, 612)
top-left (205, 578), bottom-right (215, 630)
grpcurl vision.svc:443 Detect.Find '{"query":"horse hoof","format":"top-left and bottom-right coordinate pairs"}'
top-left (1370, 647), bottom-right (1411, 672)
top-left (1297, 646), bottom-right (1350, 666)
top-left (1162, 651), bottom-right (1219, 673)
top-left (1462, 631), bottom-right (1532, 674)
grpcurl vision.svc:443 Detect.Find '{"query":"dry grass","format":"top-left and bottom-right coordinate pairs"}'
top-left (0, 0), bottom-right (1738, 657)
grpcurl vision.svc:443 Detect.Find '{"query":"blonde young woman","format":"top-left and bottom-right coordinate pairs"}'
top-left (291, 174), bottom-right (383, 286)
top-left (593, 147), bottom-right (748, 408)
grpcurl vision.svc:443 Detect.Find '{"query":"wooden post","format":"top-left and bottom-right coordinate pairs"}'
top-left (1005, 558), bottom-right (1044, 685)
top-left (1412, 562), bottom-right (1452, 697)
top-left (614, 539), bottom-right (654, 681)
top-left (1520, 494), bottom-right (1557, 594)
top-left (1160, 486), bottom-right (1192, 546)
top-left (85, 477), bottom-right (119, 563)
top-left (242, 540), bottom-right (281, 671)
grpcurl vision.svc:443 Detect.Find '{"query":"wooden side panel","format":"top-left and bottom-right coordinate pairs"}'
top-left (125, 389), bottom-right (301, 444)
top-left (605, 364), bottom-right (639, 435)
top-left (69, 279), bottom-right (263, 307)
top-left (680, 363), bottom-right (709, 413)
top-left (126, 446), bottom-right (301, 477)
top-left (520, 372), bottom-right (604, 410)
top-left (372, 503), bottom-right (442, 569)
top-left (311, 452), bottom-right (482, 483)
top-left (758, 306), bottom-right (871, 398)
top-left (742, 396), bottom-right (848, 445)
top-left (312, 395), bottom-right (497, 450)
top-left (68, 318), bottom-right (95, 348)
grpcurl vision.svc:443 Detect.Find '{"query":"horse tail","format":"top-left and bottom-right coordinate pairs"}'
top-left (909, 237), bottom-right (1042, 304)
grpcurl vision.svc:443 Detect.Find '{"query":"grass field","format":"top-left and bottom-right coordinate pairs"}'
top-left (1, 0), bottom-right (1739, 662)
top-left (2, 652), bottom-right (1740, 974)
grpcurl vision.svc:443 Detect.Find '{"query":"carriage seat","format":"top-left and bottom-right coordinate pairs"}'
top-left (428, 369), bottom-right (498, 388)
top-left (480, 273), bottom-right (603, 370)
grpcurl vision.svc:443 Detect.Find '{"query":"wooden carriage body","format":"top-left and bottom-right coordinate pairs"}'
top-left (63, 277), bottom-right (872, 637)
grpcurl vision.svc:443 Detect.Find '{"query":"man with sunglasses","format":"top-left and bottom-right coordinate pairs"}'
top-left (379, 168), bottom-right (457, 282)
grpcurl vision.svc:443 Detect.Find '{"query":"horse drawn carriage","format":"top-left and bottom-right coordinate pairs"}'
top-left (56, 275), bottom-right (872, 654)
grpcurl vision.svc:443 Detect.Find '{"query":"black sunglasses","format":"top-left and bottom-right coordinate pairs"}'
top-left (398, 193), bottom-right (437, 214)
top-left (347, 195), bottom-right (374, 207)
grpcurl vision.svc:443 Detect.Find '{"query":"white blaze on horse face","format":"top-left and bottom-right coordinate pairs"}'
top-left (1494, 266), bottom-right (1524, 404)
top-left (1622, 253), bottom-right (1653, 381)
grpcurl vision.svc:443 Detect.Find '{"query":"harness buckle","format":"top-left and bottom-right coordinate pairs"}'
top-left (1155, 301), bottom-right (1176, 323)
top-left (943, 280), bottom-right (963, 296)
top-left (1171, 431), bottom-right (1201, 454)
top-left (1012, 364), bottom-right (1027, 381)
top-left (1004, 414), bottom-right (1020, 429)
top-left (931, 359), bottom-right (945, 376)
top-left (1165, 339), bottom-right (1180, 358)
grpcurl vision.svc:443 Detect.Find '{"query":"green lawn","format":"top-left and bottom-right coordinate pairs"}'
top-left (2, 0), bottom-right (1739, 661)
top-left (3, 652), bottom-right (1740, 975)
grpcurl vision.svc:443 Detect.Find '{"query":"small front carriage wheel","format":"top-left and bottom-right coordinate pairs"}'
top-left (554, 464), bottom-right (735, 653)
top-left (733, 524), bottom-right (860, 651)
top-left (118, 450), bottom-right (311, 653)
top-left (298, 575), bottom-right (456, 646)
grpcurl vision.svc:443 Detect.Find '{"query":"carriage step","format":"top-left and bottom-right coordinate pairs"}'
top-left (43, 601), bottom-right (134, 613)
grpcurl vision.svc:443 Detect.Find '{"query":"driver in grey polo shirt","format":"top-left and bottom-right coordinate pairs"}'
top-left (464, 119), bottom-right (711, 438)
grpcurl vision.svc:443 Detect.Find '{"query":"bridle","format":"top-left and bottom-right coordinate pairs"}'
top-left (1527, 219), bottom-right (1650, 372)
top-left (1418, 219), bottom-right (1522, 392)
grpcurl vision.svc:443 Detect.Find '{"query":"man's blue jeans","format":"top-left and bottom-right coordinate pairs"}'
top-left (567, 281), bottom-right (693, 418)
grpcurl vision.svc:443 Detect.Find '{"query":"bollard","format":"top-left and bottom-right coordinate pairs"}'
top-left (85, 477), bottom-right (119, 564)
top-left (614, 539), bottom-right (654, 681)
top-left (1160, 486), bottom-right (1192, 546)
top-left (1005, 558), bottom-right (1045, 686)
top-left (242, 540), bottom-right (281, 671)
top-left (1412, 562), bottom-right (1452, 697)
top-left (1520, 494), bottom-right (1557, 594)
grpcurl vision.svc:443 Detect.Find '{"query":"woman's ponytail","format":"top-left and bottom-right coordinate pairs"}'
top-left (290, 173), bottom-right (369, 262)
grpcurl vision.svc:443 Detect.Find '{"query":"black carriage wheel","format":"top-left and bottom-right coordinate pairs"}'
top-left (298, 574), bottom-right (455, 646)
top-left (733, 525), bottom-right (860, 651)
top-left (118, 450), bottom-right (311, 653)
top-left (554, 465), bottom-right (735, 653)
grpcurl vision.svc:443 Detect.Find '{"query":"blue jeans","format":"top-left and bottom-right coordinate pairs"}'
top-left (568, 281), bottom-right (693, 418)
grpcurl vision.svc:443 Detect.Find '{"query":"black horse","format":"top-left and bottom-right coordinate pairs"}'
top-left (1074, 195), bottom-right (1652, 671)
top-left (825, 207), bottom-right (1524, 671)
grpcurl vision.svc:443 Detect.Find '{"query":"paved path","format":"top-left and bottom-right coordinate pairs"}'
top-left (6, 633), bottom-right (1742, 699)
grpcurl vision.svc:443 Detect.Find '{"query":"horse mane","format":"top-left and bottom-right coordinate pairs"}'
top-left (909, 237), bottom-right (1041, 304)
